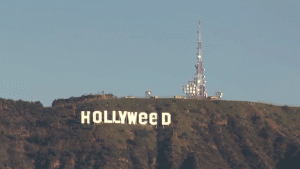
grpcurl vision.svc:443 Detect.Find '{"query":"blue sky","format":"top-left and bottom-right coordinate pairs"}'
top-left (0, 0), bottom-right (299, 107)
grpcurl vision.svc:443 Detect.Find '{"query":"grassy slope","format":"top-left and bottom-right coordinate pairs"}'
top-left (0, 97), bottom-right (300, 169)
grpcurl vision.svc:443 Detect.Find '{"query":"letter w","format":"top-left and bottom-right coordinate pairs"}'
top-left (127, 112), bottom-right (137, 125)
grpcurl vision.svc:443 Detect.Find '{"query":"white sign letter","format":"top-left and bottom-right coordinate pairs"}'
top-left (104, 110), bottom-right (112, 123)
top-left (93, 111), bottom-right (102, 124)
top-left (81, 111), bottom-right (90, 124)
top-left (119, 111), bottom-right (127, 124)
top-left (139, 112), bottom-right (147, 125)
top-left (149, 112), bottom-right (157, 125)
top-left (128, 112), bottom-right (137, 125)
top-left (162, 112), bottom-right (171, 126)
top-left (113, 111), bottom-right (120, 123)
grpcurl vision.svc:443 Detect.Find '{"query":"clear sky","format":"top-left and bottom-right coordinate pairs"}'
top-left (0, 0), bottom-right (299, 107)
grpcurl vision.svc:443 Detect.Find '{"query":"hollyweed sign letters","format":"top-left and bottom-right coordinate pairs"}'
top-left (81, 111), bottom-right (171, 126)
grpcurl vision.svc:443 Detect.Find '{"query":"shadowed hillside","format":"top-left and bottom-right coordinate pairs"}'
top-left (0, 97), bottom-right (300, 169)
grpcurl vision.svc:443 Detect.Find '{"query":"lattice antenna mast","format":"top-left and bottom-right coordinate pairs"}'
top-left (197, 20), bottom-right (202, 60)
top-left (183, 20), bottom-right (207, 98)
top-left (195, 20), bottom-right (207, 98)
top-left (196, 21), bottom-right (204, 76)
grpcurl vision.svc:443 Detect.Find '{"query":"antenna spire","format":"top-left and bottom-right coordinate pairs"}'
top-left (183, 20), bottom-right (207, 98)
top-left (197, 20), bottom-right (202, 57)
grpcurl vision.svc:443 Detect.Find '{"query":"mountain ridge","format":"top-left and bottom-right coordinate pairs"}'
top-left (0, 96), bottom-right (300, 169)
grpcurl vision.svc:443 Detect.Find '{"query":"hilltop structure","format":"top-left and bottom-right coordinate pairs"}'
top-left (183, 21), bottom-right (207, 98)
top-left (145, 91), bottom-right (152, 98)
top-left (183, 21), bottom-right (223, 99)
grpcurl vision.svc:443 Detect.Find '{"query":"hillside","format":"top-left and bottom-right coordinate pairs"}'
top-left (0, 97), bottom-right (300, 169)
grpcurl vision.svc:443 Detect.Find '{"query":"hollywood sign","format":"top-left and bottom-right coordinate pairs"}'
top-left (81, 111), bottom-right (171, 125)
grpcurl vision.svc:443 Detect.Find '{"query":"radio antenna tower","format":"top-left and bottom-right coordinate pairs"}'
top-left (183, 20), bottom-right (207, 98)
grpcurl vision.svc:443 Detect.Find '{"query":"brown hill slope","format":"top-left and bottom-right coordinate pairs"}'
top-left (0, 97), bottom-right (300, 169)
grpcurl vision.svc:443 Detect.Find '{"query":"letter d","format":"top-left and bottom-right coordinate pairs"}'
top-left (161, 112), bottom-right (171, 126)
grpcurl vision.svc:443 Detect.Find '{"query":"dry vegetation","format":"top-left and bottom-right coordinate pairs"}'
top-left (0, 97), bottom-right (300, 169)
